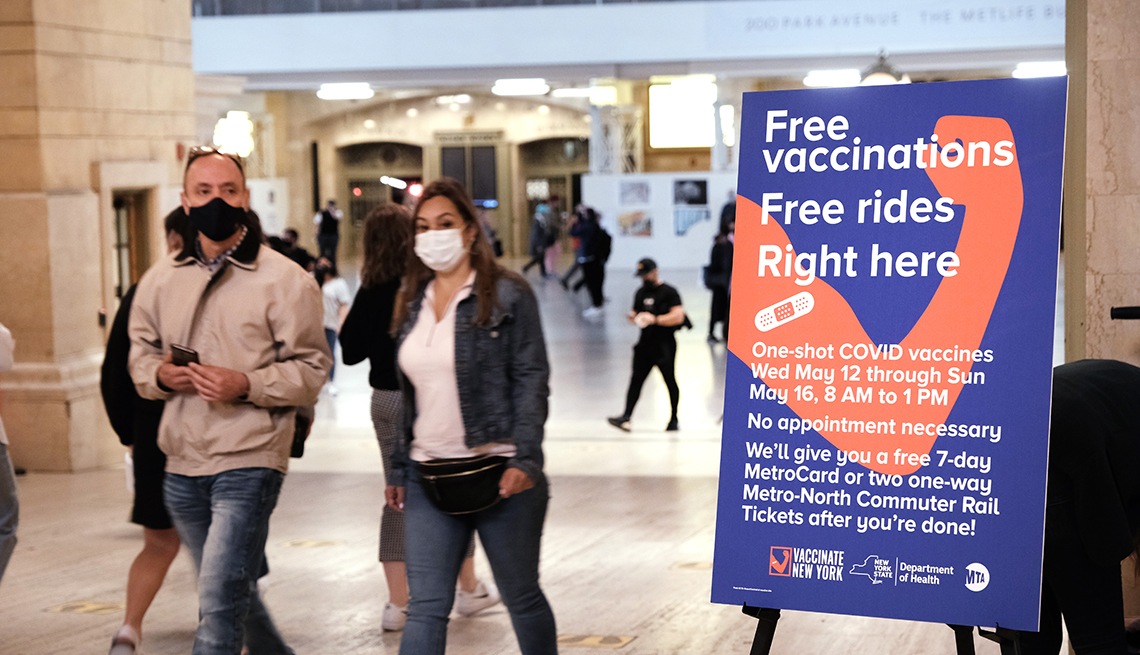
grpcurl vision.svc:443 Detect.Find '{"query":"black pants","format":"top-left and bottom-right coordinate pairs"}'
top-left (622, 339), bottom-right (679, 422)
top-left (1020, 493), bottom-right (1128, 655)
top-left (582, 260), bottom-right (605, 308)
top-left (709, 287), bottom-right (729, 340)
top-left (522, 251), bottom-right (546, 276)
top-left (318, 233), bottom-right (339, 266)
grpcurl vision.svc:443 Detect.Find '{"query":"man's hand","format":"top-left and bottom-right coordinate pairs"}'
top-left (633, 312), bottom-right (656, 329)
top-left (385, 485), bottom-right (405, 512)
top-left (186, 362), bottom-right (250, 402)
top-left (157, 351), bottom-right (196, 393)
top-left (499, 468), bottom-right (535, 498)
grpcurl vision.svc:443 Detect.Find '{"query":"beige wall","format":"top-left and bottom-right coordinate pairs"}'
top-left (0, 0), bottom-right (195, 471)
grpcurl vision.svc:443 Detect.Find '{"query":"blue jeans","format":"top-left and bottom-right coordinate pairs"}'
top-left (164, 468), bottom-right (293, 655)
top-left (324, 328), bottom-right (337, 381)
top-left (0, 442), bottom-right (18, 586)
top-left (400, 469), bottom-right (557, 655)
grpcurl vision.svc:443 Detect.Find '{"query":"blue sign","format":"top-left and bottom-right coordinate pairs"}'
top-left (711, 77), bottom-right (1067, 630)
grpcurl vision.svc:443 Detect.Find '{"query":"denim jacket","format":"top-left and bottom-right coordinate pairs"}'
top-left (390, 274), bottom-right (550, 487)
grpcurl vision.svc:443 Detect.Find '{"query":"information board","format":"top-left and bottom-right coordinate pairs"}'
top-left (711, 77), bottom-right (1067, 630)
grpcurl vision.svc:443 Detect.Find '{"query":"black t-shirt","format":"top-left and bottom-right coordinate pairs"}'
top-left (633, 281), bottom-right (682, 344)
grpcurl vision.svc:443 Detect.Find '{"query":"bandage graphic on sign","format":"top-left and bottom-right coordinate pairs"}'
top-left (755, 292), bottom-right (814, 332)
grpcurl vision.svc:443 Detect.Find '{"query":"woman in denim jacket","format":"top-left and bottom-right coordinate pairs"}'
top-left (385, 178), bottom-right (556, 655)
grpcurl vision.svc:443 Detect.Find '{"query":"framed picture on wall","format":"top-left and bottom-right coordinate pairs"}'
top-left (620, 180), bottom-right (651, 206)
top-left (673, 179), bottom-right (708, 206)
top-left (618, 211), bottom-right (652, 237)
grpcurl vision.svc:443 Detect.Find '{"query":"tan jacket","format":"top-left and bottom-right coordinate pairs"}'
top-left (128, 233), bottom-right (332, 476)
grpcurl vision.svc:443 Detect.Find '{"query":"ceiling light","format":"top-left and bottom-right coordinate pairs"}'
top-left (380, 176), bottom-right (407, 190)
top-left (1013, 61), bottom-right (1067, 78)
top-left (492, 78), bottom-right (550, 96)
top-left (803, 70), bottom-right (861, 88)
top-left (406, 108), bottom-right (418, 117)
top-left (449, 103), bottom-right (460, 112)
top-left (316, 83), bottom-right (374, 100)
top-left (494, 102), bottom-right (507, 111)
top-left (537, 105), bottom-right (550, 114)
top-left (860, 51), bottom-right (910, 86)
top-left (435, 94), bottom-right (471, 105)
top-left (363, 119), bottom-right (376, 129)
top-left (212, 111), bottom-right (254, 158)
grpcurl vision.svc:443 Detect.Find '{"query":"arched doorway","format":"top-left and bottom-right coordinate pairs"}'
top-left (338, 141), bottom-right (424, 260)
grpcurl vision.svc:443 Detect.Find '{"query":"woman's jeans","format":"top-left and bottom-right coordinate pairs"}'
top-left (324, 328), bottom-right (338, 381)
top-left (400, 470), bottom-right (557, 655)
top-left (165, 468), bottom-right (294, 655)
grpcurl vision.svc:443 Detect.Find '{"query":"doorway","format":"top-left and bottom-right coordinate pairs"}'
top-left (111, 190), bottom-right (151, 300)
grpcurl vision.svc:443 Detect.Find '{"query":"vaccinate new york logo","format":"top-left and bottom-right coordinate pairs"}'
top-left (769, 546), bottom-right (845, 581)
top-left (769, 546), bottom-right (791, 576)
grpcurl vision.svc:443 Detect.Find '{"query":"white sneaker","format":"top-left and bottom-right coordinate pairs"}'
top-left (455, 579), bottom-right (501, 617)
top-left (382, 601), bottom-right (407, 631)
top-left (582, 306), bottom-right (603, 319)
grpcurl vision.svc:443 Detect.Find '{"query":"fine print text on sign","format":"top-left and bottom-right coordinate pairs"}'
top-left (711, 77), bottom-right (1067, 631)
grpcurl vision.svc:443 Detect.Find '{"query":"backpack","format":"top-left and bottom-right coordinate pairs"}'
top-left (592, 226), bottom-right (612, 263)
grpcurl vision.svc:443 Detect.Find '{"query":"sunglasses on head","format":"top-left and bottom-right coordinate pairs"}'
top-left (185, 145), bottom-right (245, 177)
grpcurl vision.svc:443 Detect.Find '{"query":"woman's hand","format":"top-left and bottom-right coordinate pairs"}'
top-left (499, 468), bottom-right (534, 498)
top-left (385, 485), bottom-right (405, 512)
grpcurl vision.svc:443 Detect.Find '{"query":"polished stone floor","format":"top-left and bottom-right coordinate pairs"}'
top-left (0, 260), bottom-right (1049, 654)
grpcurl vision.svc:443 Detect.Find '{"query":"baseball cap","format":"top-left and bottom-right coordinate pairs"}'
top-left (635, 258), bottom-right (657, 277)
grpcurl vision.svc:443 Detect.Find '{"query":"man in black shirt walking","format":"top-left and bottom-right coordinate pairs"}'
top-left (608, 258), bottom-right (686, 432)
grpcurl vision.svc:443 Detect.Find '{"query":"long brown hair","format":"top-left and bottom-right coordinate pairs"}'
top-left (392, 177), bottom-right (522, 332)
top-left (361, 203), bottom-right (412, 289)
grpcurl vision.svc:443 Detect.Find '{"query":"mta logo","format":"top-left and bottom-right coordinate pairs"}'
top-left (769, 547), bottom-right (792, 576)
top-left (964, 563), bottom-right (990, 592)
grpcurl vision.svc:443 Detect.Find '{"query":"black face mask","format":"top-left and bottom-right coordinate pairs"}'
top-left (189, 197), bottom-right (245, 242)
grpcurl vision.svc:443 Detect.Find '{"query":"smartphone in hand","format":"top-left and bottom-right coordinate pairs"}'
top-left (171, 344), bottom-right (200, 367)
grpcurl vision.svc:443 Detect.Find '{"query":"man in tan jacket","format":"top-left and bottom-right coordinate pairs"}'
top-left (128, 148), bottom-right (330, 655)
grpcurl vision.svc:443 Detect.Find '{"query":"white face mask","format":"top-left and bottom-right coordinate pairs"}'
top-left (414, 228), bottom-right (468, 272)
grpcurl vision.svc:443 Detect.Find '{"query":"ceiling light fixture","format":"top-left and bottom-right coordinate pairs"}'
top-left (860, 51), bottom-right (911, 86)
top-left (492, 78), bottom-right (550, 96)
top-left (1012, 61), bottom-right (1067, 78)
top-left (317, 83), bottom-right (375, 100)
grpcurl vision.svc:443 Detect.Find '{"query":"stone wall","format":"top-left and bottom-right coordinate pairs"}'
top-left (0, 0), bottom-right (195, 470)
top-left (1066, 0), bottom-right (1140, 365)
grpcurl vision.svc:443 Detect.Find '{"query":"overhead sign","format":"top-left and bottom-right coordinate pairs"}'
top-left (711, 77), bottom-right (1066, 630)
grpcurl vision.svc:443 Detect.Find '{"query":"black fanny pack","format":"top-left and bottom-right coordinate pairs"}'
top-left (416, 455), bottom-right (508, 515)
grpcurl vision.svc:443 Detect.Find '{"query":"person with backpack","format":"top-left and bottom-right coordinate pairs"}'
top-left (570, 207), bottom-right (608, 318)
